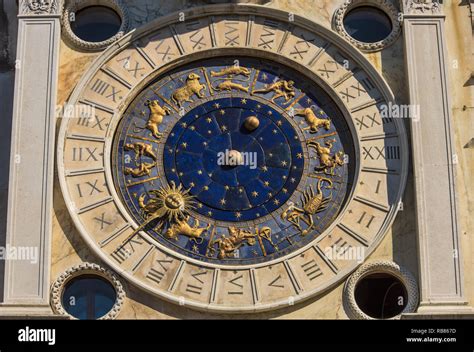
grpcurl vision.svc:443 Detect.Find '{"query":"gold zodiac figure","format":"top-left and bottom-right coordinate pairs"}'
top-left (213, 80), bottom-right (249, 93)
top-left (253, 79), bottom-right (295, 103)
top-left (171, 73), bottom-right (206, 107)
top-left (210, 66), bottom-right (251, 78)
top-left (281, 178), bottom-right (332, 235)
top-left (165, 215), bottom-right (210, 243)
top-left (307, 139), bottom-right (344, 176)
top-left (124, 142), bottom-right (157, 164)
top-left (211, 226), bottom-right (272, 259)
top-left (124, 162), bottom-right (156, 177)
top-left (294, 107), bottom-right (331, 133)
top-left (133, 100), bottom-right (170, 139)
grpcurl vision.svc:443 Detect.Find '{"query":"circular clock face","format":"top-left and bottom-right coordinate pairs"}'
top-left (58, 6), bottom-right (407, 313)
top-left (112, 57), bottom-right (355, 265)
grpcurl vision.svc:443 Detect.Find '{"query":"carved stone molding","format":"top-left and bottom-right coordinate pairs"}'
top-left (343, 260), bottom-right (419, 320)
top-left (51, 263), bottom-right (126, 320)
top-left (62, 0), bottom-right (129, 51)
top-left (333, 0), bottom-right (401, 52)
top-left (403, 0), bottom-right (441, 14)
top-left (20, 0), bottom-right (61, 15)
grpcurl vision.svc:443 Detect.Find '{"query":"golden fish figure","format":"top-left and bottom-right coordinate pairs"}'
top-left (281, 178), bottom-right (332, 235)
top-left (210, 66), bottom-right (251, 79)
top-left (213, 80), bottom-right (249, 93)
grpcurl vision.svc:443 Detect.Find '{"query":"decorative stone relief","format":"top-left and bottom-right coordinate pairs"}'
top-left (343, 260), bottom-right (419, 320)
top-left (62, 0), bottom-right (129, 51)
top-left (20, 0), bottom-right (61, 15)
top-left (333, 0), bottom-right (401, 52)
top-left (51, 263), bottom-right (126, 320)
top-left (404, 0), bottom-right (441, 14)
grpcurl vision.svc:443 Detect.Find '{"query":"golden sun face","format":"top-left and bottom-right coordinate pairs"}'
top-left (144, 181), bottom-right (195, 223)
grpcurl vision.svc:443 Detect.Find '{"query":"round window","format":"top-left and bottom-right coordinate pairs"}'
top-left (70, 6), bottom-right (122, 43)
top-left (343, 6), bottom-right (393, 43)
top-left (62, 275), bottom-right (117, 320)
top-left (354, 272), bottom-right (408, 319)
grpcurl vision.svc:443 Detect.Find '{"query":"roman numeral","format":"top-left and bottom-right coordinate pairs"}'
top-left (111, 237), bottom-right (144, 264)
top-left (301, 259), bottom-right (323, 281)
top-left (72, 147), bottom-right (99, 161)
top-left (93, 212), bottom-right (112, 230)
top-left (258, 20), bottom-right (278, 49)
top-left (76, 179), bottom-right (103, 197)
top-left (355, 113), bottom-right (381, 130)
top-left (363, 146), bottom-right (399, 160)
top-left (357, 211), bottom-right (375, 229)
top-left (90, 78), bottom-right (122, 102)
top-left (227, 274), bottom-right (244, 295)
top-left (186, 271), bottom-right (206, 295)
top-left (268, 274), bottom-right (285, 288)
top-left (146, 258), bottom-right (173, 285)
top-left (117, 56), bottom-right (145, 78)
top-left (224, 21), bottom-right (240, 46)
top-left (289, 35), bottom-right (313, 60)
top-left (333, 237), bottom-right (352, 256)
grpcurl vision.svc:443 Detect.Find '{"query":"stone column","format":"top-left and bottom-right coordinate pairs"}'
top-left (402, 0), bottom-right (472, 315)
top-left (0, 0), bottom-right (61, 316)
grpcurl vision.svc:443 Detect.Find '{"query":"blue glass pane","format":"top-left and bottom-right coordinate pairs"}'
top-left (62, 276), bottom-right (117, 320)
top-left (71, 6), bottom-right (121, 43)
top-left (343, 7), bottom-right (392, 43)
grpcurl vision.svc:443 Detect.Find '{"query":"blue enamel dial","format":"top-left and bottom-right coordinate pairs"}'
top-left (112, 57), bottom-right (354, 265)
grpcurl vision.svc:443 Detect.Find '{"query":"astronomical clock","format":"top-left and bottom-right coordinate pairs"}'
top-left (57, 5), bottom-right (407, 313)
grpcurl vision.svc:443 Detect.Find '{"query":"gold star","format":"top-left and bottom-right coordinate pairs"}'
top-left (297, 153), bottom-right (303, 159)
top-left (282, 188), bottom-right (288, 193)
top-left (268, 110), bottom-right (273, 115)
top-left (262, 73), bottom-right (268, 80)
top-left (267, 192), bottom-right (273, 197)
top-left (206, 117), bottom-right (212, 123)
top-left (203, 141), bottom-right (208, 146)
top-left (181, 142), bottom-right (187, 148)
top-left (224, 185), bottom-right (230, 190)
top-left (273, 129), bottom-right (278, 134)
top-left (220, 109), bottom-right (225, 115)
top-left (238, 188), bottom-right (244, 193)
top-left (141, 110), bottom-right (146, 116)
top-left (197, 203), bottom-right (203, 208)
top-left (208, 130), bottom-right (212, 134)
top-left (208, 211), bottom-right (213, 216)
top-left (190, 126), bottom-right (196, 131)
top-left (281, 161), bottom-right (287, 166)
top-left (252, 191), bottom-right (259, 197)
top-left (189, 182), bottom-right (195, 188)
top-left (197, 170), bottom-right (203, 175)
top-left (264, 181), bottom-right (270, 187)
top-left (282, 175), bottom-right (287, 180)
top-left (203, 186), bottom-right (209, 191)
top-left (192, 244), bottom-right (199, 253)
top-left (181, 122), bottom-right (187, 128)
top-left (235, 212), bottom-right (242, 219)
top-left (213, 103), bottom-right (220, 109)
top-left (273, 199), bottom-right (280, 205)
top-left (277, 120), bottom-right (283, 126)
top-left (290, 177), bottom-right (296, 183)
top-left (261, 166), bottom-right (268, 172)
top-left (220, 198), bottom-right (226, 205)
top-left (179, 172), bottom-right (184, 176)
top-left (241, 98), bottom-right (247, 104)
top-left (221, 125), bottom-right (228, 132)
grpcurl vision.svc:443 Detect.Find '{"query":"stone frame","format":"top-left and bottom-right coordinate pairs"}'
top-left (333, 0), bottom-right (402, 52)
top-left (343, 260), bottom-right (419, 319)
top-left (51, 262), bottom-right (126, 320)
top-left (61, 0), bottom-right (130, 51)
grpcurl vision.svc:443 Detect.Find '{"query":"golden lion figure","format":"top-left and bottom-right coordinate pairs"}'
top-left (307, 139), bottom-right (344, 176)
top-left (253, 79), bottom-right (296, 103)
top-left (281, 178), bottom-right (332, 235)
top-left (165, 216), bottom-right (210, 243)
top-left (213, 80), bottom-right (249, 93)
top-left (294, 107), bottom-right (331, 133)
top-left (171, 73), bottom-right (206, 107)
top-left (210, 66), bottom-right (251, 78)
